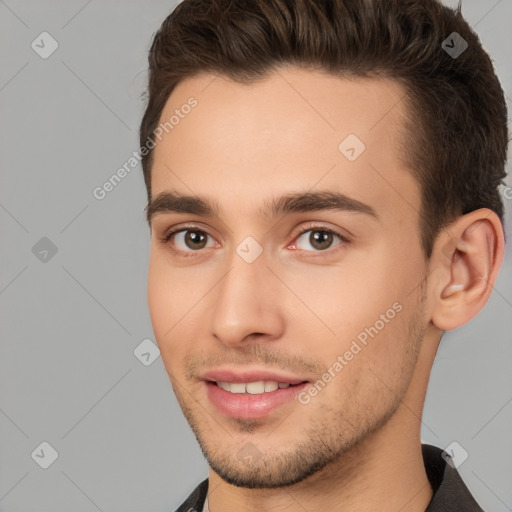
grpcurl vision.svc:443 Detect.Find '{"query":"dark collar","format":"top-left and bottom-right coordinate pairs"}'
top-left (422, 443), bottom-right (483, 511)
top-left (176, 477), bottom-right (208, 512)
top-left (176, 443), bottom-right (483, 511)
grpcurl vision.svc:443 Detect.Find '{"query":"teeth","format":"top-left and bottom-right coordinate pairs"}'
top-left (216, 380), bottom-right (293, 394)
top-left (230, 383), bottom-right (246, 394)
top-left (264, 381), bottom-right (279, 392)
top-left (217, 381), bottom-right (231, 391)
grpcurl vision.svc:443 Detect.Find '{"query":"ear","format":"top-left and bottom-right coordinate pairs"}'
top-left (430, 208), bottom-right (505, 331)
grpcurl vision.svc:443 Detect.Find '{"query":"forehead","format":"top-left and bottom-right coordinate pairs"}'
top-left (150, 67), bottom-right (420, 226)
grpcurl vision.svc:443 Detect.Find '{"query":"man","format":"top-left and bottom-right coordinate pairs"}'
top-left (139, 0), bottom-right (508, 510)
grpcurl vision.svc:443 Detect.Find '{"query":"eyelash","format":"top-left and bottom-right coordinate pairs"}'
top-left (160, 223), bottom-right (350, 258)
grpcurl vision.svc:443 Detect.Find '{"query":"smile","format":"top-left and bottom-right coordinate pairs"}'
top-left (215, 380), bottom-right (297, 394)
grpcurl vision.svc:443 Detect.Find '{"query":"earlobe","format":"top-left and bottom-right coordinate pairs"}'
top-left (430, 209), bottom-right (504, 331)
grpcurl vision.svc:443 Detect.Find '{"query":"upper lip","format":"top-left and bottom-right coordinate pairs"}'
top-left (201, 368), bottom-right (310, 385)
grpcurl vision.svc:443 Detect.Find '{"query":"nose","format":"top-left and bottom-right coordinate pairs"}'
top-left (209, 253), bottom-right (285, 348)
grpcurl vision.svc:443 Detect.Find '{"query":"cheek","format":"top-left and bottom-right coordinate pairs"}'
top-left (293, 244), bottom-right (423, 366)
top-left (147, 254), bottom-right (170, 337)
top-left (147, 249), bottom-right (200, 331)
top-left (295, 252), bottom-right (413, 331)
top-left (147, 250), bottom-right (212, 372)
top-left (147, 252), bottom-right (187, 361)
top-left (310, 295), bottom-right (422, 414)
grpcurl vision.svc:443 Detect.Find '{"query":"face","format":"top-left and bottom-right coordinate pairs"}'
top-left (147, 67), bottom-right (430, 488)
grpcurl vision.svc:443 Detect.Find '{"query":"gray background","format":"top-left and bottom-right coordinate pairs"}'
top-left (0, 0), bottom-right (511, 511)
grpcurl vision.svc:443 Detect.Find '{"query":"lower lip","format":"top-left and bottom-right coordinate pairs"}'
top-left (205, 381), bottom-right (310, 420)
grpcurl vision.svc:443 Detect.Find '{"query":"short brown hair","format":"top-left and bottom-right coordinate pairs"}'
top-left (139, 0), bottom-right (509, 257)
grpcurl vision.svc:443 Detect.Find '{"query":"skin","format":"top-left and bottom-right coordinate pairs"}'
top-left (146, 66), bottom-right (504, 512)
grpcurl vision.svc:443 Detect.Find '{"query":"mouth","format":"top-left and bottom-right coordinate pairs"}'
top-left (211, 380), bottom-right (308, 394)
top-left (203, 379), bottom-right (311, 420)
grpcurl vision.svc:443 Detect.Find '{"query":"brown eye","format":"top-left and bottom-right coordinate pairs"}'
top-left (166, 229), bottom-right (216, 253)
top-left (183, 230), bottom-right (208, 249)
top-left (309, 230), bottom-right (334, 250)
top-left (294, 228), bottom-right (345, 252)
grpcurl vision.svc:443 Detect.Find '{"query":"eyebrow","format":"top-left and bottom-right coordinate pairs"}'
top-left (146, 192), bottom-right (219, 224)
top-left (145, 190), bottom-right (378, 225)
